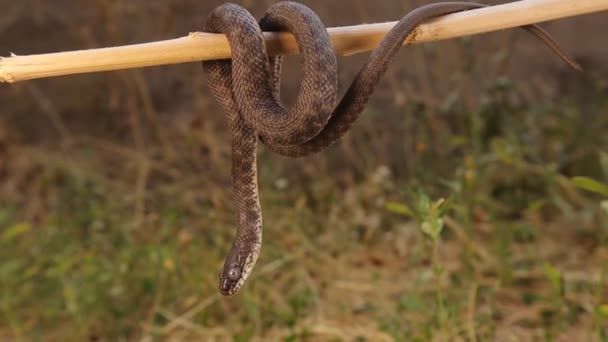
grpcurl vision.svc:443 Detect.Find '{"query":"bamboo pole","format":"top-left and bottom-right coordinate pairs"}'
top-left (1, 0), bottom-right (606, 83)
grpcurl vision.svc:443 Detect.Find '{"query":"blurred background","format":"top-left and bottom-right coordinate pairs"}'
top-left (1, 0), bottom-right (607, 340)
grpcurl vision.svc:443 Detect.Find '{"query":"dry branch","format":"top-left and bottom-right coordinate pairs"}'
top-left (1, 0), bottom-right (607, 83)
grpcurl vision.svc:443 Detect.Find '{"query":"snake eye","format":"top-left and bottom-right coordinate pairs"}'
top-left (227, 266), bottom-right (242, 280)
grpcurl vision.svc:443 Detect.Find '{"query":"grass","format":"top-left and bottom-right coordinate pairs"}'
top-left (1, 72), bottom-right (607, 340)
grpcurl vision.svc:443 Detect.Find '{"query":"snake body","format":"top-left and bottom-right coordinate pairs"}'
top-left (202, 1), bottom-right (581, 295)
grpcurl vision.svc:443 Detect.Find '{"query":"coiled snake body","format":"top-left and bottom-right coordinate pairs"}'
top-left (202, 1), bottom-right (581, 295)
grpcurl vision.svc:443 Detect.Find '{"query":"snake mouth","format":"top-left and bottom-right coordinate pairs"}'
top-left (219, 273), bottom-right (246, 296)
top-left (219, 279), bottom-right (237, 296)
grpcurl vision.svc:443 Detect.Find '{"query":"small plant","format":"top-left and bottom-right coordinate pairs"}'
top-left (414, 193), bottom-right (451, 333)
top-left (388, 191), bottom-right (452, 334)
top-left (571, 151), bottom-right (608, 214)
top-left (570, 151), bottom-right (608, 339)
top-left (541, 262), bottom-right (567, 340)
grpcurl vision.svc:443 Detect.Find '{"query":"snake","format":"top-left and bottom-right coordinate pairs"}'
top-left (201, 1), bottom-right (581, 296)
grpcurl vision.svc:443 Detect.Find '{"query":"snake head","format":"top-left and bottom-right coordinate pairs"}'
top-left (219, 243), bottom-right (258, 296)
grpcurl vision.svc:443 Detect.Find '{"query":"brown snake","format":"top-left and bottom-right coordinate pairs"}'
top-left (202, 1), bottom-right (581, 295)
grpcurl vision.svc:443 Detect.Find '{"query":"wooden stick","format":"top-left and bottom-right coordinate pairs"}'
top-left (1, 0), bottom-right (606, 83)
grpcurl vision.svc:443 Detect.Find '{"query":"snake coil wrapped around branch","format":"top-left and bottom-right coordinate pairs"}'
top-left (202, 1), bottom-right (581, 296)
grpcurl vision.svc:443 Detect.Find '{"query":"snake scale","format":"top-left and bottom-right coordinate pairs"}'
top-left (202, 1), bottom-right (581, 295)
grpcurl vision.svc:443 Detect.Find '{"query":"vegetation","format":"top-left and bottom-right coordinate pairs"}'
top-left (1, 71), bottom-right (606, 340)
top-left (0, 1), bottom-right (607, 340)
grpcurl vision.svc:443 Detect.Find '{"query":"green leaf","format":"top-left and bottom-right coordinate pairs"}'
top-left (431, 198), bottom-right (450, 217)
top-left (1, 223), bottom-right (31, 242)
top-left (421, 221), bottom-right (434, 238)
top-left (597, 304), bottom-right (608, 319)
top-left (542, 262), bottom-right (564, 298)
top-left (543, 263), bottom-right (561, 286)
top-left (415, 192), bottom-right (432, 216)
top-left (385, 202), bottom-right (414, 217)
top-left (570, 177), bottom-right (608, 197)
top-left (527, 199), bottom-right (546, 211)
top-left (449, 135), bottom-right (468, 147)
top-left (421, 218), bottom-right (443, 241)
